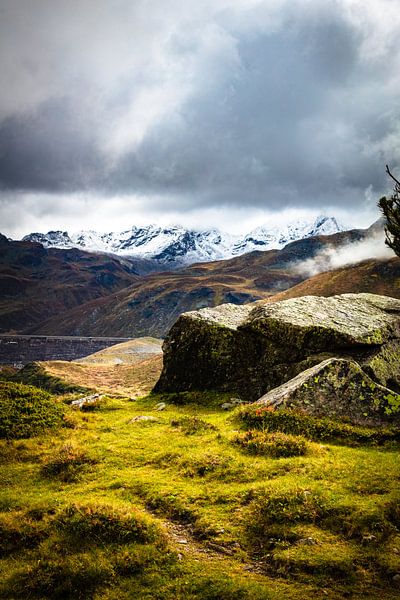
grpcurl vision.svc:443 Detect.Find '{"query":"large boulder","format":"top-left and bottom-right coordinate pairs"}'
top-left (154, 293), bottom-right (400, 401)
top-left (256, 358), bottom-right (400, 426)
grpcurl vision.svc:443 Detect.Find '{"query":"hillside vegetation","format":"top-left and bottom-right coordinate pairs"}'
top-left (1, 359), bottom-right (399, 599)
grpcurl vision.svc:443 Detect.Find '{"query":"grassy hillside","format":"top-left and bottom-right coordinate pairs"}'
top-left (23, 228), bottom-right (383, 338)
top-left (77, 337), bottom-right (162, 365)
top-left (0, 236), bottom-right (140, 333)
top-left (1, 361), bottom-right (399, 599)
top-left (269, 257), bottom-right (400, 303)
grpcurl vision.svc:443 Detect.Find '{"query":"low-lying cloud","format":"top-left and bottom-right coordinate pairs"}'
top-left (293, 231), bottom-right (395, 278)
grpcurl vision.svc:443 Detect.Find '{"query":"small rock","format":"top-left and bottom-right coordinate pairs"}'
top-left (128, 416), bottom-right (159, 423)
top-left (177, 539), bottom-right (188, 544)
top-left (221, 402), bottom-right (234, 410)
top-left (298, 537), bottom-right (317, 546)
top-left (155, 402), bottom-right (166, 411)
top-left (393, 574), bottom-right (400, 583)
top-left (229, 398), bottom-right (245, 405)
top-left (71, 393), bottom-right (103, 409)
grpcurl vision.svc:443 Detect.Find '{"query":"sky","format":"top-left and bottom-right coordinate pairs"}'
top-left (1, 0), bottom-right (400, 238)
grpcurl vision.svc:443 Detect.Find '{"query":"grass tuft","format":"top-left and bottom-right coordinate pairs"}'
top-left (170, 416), bottom-right (218, 435)
top-left (234, 430), bottom-right (309, 457)
top-left (41, 442), bottom-right (98, 482)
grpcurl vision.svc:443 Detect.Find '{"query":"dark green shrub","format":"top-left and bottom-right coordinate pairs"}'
top-left (237, 406), bottom-right (400, 444)
top-left (41, 443), bottom-right (97, 482)
top-left (234, 430), bottom-right (308, 457)
top-left (171, 416), bottom-right (218, 435)
top-left (56, 503), bottom-right (159, 545)
top-left (0, 381), bottom-right (64, 439)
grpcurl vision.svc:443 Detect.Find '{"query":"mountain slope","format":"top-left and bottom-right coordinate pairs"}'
top-left (22, 215), bottom-right (343, 265)
top-left (268, 256), bottom-right (400, 303)
top-left (0, 235), bottom-right (141, 333)
top-left (24, 224), bottom-right (389, 338)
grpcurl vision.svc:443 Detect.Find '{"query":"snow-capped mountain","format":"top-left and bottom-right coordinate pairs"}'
top-left (22, 216), bottom-right (344, 265)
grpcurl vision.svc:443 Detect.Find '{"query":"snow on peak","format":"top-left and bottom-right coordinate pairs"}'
top-left (21, 216), bottom-right (344, 264)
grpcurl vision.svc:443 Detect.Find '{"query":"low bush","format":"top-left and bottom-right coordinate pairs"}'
top-left (237, 406), bottom-right (400, 444)
top-left (171, 416), bottom-right (218, 435)
top-left (0, 381), bottom-right (64, 439)
top-left (41, 442), bottom-right (97, 482)
top-left (234, 430), bottom-right (309, 457)
top-left (56, 503), bottom-right (160, 546)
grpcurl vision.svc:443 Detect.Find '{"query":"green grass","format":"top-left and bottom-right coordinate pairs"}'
top-left (0, 389), bottom-right (399, 599)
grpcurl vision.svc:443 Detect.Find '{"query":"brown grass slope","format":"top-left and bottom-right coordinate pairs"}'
top-left (0, 235), bottom-right (141, 333)
top-left (26, 226), bottom-right (378, 338)
top-left (269, 257), bottom-right (400, 303)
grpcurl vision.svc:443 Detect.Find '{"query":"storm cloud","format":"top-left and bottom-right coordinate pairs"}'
top-left (1, 0), bottom-right (400, 234)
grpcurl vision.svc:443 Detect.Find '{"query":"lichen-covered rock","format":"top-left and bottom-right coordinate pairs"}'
top-left (154, 293), bottom-right (400, 401)
top-left (256, 358), bottom-right (400, 426)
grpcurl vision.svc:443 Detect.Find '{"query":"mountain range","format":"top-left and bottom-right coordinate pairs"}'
top-left (22, 215), bottom-right (343, 265)
top-left (1, 218), bottom-right (397, 338)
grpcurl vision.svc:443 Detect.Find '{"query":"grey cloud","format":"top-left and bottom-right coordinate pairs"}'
top-left (0, 0), bottom-right (399, 220)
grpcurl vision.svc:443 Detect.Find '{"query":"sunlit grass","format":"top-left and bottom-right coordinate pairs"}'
top-left (0, 388), bottom-right (399, 599)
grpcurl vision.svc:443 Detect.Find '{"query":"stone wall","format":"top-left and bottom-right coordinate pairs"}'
top-left (0, 335), bottom-right (132, 366)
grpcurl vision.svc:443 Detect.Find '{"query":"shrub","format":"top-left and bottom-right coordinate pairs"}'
top-left (234, 430), bottom-right (308, 457)
top-left (0, 381), bottom-right (64, 439)
top-left (56, 503), bottom-right (160, 546)
top-left (237, 406), bottom-right (400, 444)
top-left (171, 416), bottom-right (218, 435)
top-left (41, 442), bottom-right (97, 482)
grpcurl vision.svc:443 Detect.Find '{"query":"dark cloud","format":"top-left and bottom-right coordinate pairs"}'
top-left (0, 0), bottom-right (399, 228)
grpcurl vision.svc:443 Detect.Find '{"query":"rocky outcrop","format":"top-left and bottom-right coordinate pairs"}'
top-left (256, 358), bottom-right (400, 426)
top-left (154, 293), bottom-right (400, 401)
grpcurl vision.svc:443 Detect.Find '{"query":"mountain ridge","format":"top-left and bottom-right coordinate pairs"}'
top-left (21, 215), bottom-right (343, 265)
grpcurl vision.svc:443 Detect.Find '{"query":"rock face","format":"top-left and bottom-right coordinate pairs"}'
top-left (154, 293), bottom-right (400, 401)
top-left (256, 358), bottom-right (400, 426)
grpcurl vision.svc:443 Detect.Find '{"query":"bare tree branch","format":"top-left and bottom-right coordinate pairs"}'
top-left (385, 164), bottom-right (400, 188)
